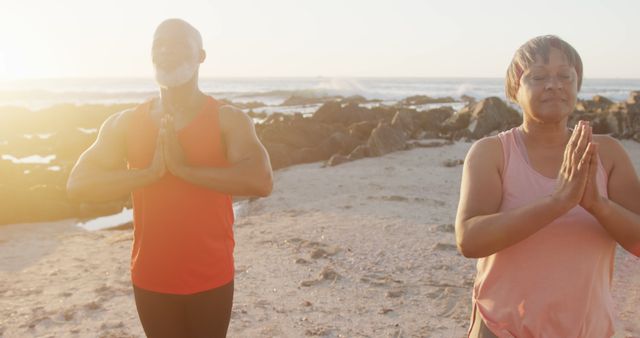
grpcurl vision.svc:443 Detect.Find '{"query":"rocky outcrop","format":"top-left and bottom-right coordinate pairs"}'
top-left (280, 94), bottom-right (342, 106)
top-left (441, 97), bottom-right (521, 139)
top-left (570, 94), bottom-right (640, 139)
top-left (367, 122), bottom-right (407, 157)
top-left (397, 95), bottom-right (456, 106)
top-left (3, 92), bottom-right (640, 225)
top-left (312, 102), bottom-right (379, 125)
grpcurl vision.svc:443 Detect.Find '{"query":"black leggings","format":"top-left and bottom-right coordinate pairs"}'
top-left (133, 281), bottom-right (234, 338)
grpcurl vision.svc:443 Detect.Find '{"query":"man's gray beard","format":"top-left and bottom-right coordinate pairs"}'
top-left (154, 62), bottom-right (198, 88)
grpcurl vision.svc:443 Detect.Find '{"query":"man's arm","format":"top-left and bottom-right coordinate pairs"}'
top-left (169, 105), bottom-right (273, 197)
top-left (67, 109), bottom-right (165, 202)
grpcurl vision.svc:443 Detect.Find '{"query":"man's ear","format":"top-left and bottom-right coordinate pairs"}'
top-left (199, 49), bottom-right (206, 63)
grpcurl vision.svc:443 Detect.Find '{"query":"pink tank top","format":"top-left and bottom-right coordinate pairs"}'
top-left (471, 127), bottom-right (617, 337)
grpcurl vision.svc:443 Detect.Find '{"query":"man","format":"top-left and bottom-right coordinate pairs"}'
top-left (67, 18), bottom-right (273, 337)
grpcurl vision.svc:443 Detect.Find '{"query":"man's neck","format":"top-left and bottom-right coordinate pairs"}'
top-left (159, 77), bottom-right (205, 117)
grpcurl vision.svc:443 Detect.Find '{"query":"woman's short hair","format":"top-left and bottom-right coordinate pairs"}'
top-left (505, 35), bottom-right (583, 102)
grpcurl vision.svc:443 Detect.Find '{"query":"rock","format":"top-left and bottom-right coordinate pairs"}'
top-left (441, 107), bottom-right (472, 134)
top-left (627, 91), bottom-right (640, 105)
top-left (295, 258), bottom-right (310, 265)
top-left (263, 143), bottom-right (293, 170)
top-left (291, 131), bottom-right (361, 165)
top-left (259, 119), bottom-right (336, 149)
top-left (327, 131), bottom-right (362, 155)
top-left (312, 101), bottom-right (342, 122)
top-left (414, 107), bottom-right (454, 132)
top-left (593, 95), bottom-right (613, 105)
top-left (569, 101), bottom-right (640, 137)
top-left (398, 95), bottom-right (456, 106)
top-left (386, 290), bottom-right (404, 298)
top-left (432, 242), bottom-right (458, 251)
top-left (300, 280), bottom-right (316, 287)
top-left (391, 109), bottom-right (416, 137)
top-left (370, 106), bottom-right (400, 123)
top-left (461, 95), bottom-right (476, 104)
top-left (348, 120), bottom-right (378, 140)
top-left (342, 95), bottom-right (368, 105)
top-left (319, 266), bottom-right (340, 281)
top-left (409, 140), bottom-right (450, 148)
top-left (310, 248), bottom-right (329, 259)
top-left (435, 223), bottom-right (455, 233)
top-left (347, 145), bottom-right (370, 160)
top-left (326, 154), bottom-right (350, 167)
top-left (262, 112), bottom-right (289, 125)
top-left (381, 195), bottom-right (409, 202)
top-left (576, 95), bottom-right (614, 113)
top-left (470, 97), bottom-right (522, 138)
top-left (367, 122), bottom-right (407, 157)
top-left (443, 159), bottom-right (464, 167)
top-left (567, 109), bottom-right (597, 129)
top-left (379, 308), bottom-right (394, 314)
top-left (281, 94), bottom-right (342, 106)
top-left (588, 106), bottom-right (623, 135)
top-left (313, 102), bottom-right (378, 125)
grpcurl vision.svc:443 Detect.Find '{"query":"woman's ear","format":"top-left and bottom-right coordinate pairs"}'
top-left (199, 49), bottom-right (206, 63)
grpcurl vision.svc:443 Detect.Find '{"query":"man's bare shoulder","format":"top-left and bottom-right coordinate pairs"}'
top-left (218, 104), bottom-right (253, 130)
top-left (100, 106), bottom-right (139, 135)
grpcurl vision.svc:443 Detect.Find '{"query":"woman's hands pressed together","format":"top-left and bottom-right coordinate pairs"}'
top-left (553, 120), bottom-right (602, 213)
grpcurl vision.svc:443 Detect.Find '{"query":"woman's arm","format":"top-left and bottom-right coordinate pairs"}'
top-left (585, 136), bottom-right (640, 256)
top-left (455, 124), bottom-right (595, 258)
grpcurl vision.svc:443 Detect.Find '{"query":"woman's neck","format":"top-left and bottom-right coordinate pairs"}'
top-left (520, 117), bottom-right (571, 148)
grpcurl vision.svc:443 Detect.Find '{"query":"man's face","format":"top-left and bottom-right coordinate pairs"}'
top-left (152, 26), bottom-right (202, 88)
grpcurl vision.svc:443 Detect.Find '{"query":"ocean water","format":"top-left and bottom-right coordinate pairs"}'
top-left (1, 77), bottom-right (639, 110)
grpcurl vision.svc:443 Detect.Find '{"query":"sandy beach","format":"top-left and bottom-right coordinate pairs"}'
top-left (1, 140), bottom-right (639, 338)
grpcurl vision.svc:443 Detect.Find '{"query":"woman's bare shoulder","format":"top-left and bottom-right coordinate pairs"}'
top-left (465, 135), bottom-right (503, 170)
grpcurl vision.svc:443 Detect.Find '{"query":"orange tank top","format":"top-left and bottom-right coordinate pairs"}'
top-left (126, 96), bottom-right (235, 295)
top-left (470, 127), bottom-right (617, 337)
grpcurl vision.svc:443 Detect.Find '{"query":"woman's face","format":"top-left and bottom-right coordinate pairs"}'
top-left (516, 47), bottom-right (578, 124)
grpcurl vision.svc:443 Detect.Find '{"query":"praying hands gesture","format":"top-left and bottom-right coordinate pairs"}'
top-left (553, 120), bottom-right (603, 213)
top-left (146, 114), bottom-right (195, 180)
top-left (144, 106), bottom-right (272, 197)
top-left (147, 115), bottom-right (189, 179)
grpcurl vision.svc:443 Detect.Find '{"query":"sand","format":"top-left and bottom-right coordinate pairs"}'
top-left (1, 140), bottom-right (639, 337)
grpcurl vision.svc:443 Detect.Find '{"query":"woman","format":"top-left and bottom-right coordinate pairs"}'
top-left (455, 35), bottom-right (640, 337)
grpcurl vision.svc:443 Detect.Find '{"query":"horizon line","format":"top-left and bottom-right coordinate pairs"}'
top-left (3, 76), bottom-right (640, 82)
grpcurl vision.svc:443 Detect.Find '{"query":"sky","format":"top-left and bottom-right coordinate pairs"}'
top-left (0, 0), bottom-right (638, 79)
